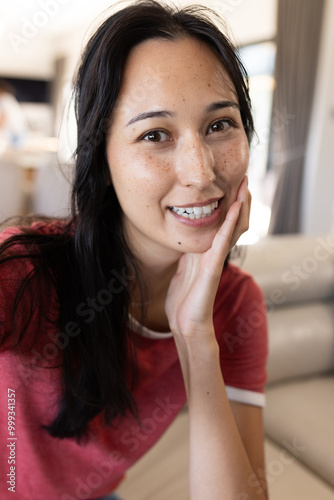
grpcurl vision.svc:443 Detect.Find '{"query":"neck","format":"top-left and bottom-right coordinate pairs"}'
top-left (125, 221), bottom-right (182, 288)
top-left (127, 238), bottom-right (182, 332)
top-left (132, 250), bottom-right (180, 303)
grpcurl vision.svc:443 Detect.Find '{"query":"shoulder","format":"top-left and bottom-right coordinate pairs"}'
top-left (0, 218), bottom-right (71, 278)
top-left (214, 262), bottom-right (267, 346)
top-left (0, 218), bottom-right (72, 288)
top-left (213, 262), bottom-right (268, 393)
top-left (214, 262), bottom-right (264, 311)
top-left (0, 218), bottom-right (71, 244)
top-left (214, 261), bottom-right (267, 338)
top-left (0, 220), bottom-right (69, 350)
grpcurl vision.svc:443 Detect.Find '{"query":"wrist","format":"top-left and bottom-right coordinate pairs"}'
top-left (174, 334), bottom-right (223, 402)
top-left (170, 318), bottom-right (216, 340)
top-left (173, 332), bottom-right (220, 368)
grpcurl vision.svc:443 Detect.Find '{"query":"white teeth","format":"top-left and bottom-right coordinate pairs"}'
top-left (171, 201), bottom-right (218, 219)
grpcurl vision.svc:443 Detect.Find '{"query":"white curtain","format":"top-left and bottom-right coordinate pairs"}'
top-left (268, 0), bottom-right (325, 234)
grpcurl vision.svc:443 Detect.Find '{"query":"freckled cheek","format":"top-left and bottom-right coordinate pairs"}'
top-left (215, 142), bottom-right (249, 180)
top-left (109, 154), bottom-right (175, 199)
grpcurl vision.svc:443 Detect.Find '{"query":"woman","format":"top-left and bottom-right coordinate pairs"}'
top-left (0, 1), bottom-right (268, 499)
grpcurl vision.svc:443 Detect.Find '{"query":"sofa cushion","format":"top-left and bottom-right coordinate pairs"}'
top-left (264, 374), bottom-right (334, 488)
top-left (265, 438), bottom-right (334, 500)
top-left (116, 409), bottom-right (334, 500)
top-left (266, 301), bottom-right (334, 384)
top-left (240, 235), bottom-right (334, 306)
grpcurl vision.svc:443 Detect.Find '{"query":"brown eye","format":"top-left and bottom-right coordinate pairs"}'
top-left (142, 130), bottom-right (170, 142)
top-left (208, 120), bottom-right (233, 134)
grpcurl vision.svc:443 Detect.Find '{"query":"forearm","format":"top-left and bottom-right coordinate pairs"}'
top-left (174, 334), bottom-right (268, 500)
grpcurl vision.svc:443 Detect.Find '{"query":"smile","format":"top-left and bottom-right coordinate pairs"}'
top-left (170, 201), bottom-right (219, 219)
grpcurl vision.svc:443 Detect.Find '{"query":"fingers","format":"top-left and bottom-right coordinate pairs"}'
top-left (237, 175), bottom-right (249, 203)
top-left (200, 176), bottom-right (250, 275)
top-left (210, 200), bottom-right (241, 262)
top-left (231, 176), bottom-right (251, 246)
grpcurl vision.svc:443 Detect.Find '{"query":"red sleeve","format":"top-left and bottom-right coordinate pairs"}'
top-left (213, 263), bottom-right (268, 394)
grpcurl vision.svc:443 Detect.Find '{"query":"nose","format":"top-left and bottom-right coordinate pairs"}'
top-left (176, 137), bottom-right (216, 190)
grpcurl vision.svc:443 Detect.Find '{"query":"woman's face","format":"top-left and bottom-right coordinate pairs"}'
top-left (107, 37), bottom-right (249, 260)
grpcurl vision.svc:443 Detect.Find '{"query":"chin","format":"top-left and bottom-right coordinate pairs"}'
top-left (176, 236), bottom-right (215, 254)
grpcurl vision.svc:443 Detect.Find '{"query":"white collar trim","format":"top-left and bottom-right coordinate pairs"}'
top-left (128, 315), bottom-right (173, 340)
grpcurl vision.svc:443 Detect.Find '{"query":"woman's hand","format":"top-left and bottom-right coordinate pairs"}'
top-left (165, 176), bottom-right (251, 339)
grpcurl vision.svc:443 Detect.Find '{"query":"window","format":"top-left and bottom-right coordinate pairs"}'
top-left (238, 42), bottom-right (276, 243)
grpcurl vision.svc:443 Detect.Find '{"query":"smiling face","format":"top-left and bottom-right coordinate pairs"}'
top-left (107, 36), bottom-right (249, 262)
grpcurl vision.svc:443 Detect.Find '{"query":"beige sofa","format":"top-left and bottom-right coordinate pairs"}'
top-left (242, 234), bottom-right (334, 499)
top-left (116, 234), bottom-right (334, 500)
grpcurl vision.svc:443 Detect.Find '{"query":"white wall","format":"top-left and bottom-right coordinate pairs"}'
top-left (0, 0), bottom-right (277, 79)
top-left (209, 0), bottom-right (277, 45)
top-left (301, 0), bottom-right (334, 235)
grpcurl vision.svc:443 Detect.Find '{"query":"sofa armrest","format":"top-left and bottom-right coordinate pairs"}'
top-left (235, 235), bottom-right (334, 383)
top-left (239, 235), bottom-right (334, 306)
top-left (266, 301), bottom-right (334, 384)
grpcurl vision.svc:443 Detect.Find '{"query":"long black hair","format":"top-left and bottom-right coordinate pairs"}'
top-left (0, 0), bottom-right (254, 440)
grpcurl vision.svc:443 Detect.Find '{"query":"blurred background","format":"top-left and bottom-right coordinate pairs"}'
top-left (0, 0), bottom-right (333, 243)
top-left (1, 2), bottom-right (334, 499)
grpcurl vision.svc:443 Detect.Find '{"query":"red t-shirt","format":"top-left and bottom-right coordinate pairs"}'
top-left (0, 222), bottom-right (268, 500)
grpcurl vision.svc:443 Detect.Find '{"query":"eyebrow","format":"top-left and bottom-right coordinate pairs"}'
top-left (125, 100), bottom-right (240, 127)
top-left (206, 100), bottom-right (240, 113)
top-left (126, 110), bottom-right (175, 127)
